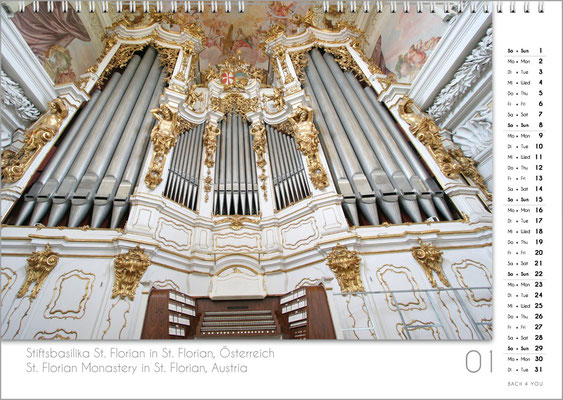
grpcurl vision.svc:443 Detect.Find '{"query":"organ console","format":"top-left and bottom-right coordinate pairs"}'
top-left (141, 286), bottom-right (336, 340)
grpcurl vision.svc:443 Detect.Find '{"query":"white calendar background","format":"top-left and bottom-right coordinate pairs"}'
top-left (0, 2), bottom-right (561, 399)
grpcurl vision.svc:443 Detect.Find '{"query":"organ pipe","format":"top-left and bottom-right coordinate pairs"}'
top-left (363, 87), bottom-right (454, 221)
top-left (15, 89), bottom-right (102, 226)
top-left (321, 51), bottom-right (422, 223)
top-left (48, 54), bottom-right (143, 226)
top-left (90, 57), bottom-right (164, 228)
top-left (111, 72), bottom-right (165, 228)
top-left (305, 52), bottom-right (380, 224)
top-left (68, 48), bottom-right (158, 227)
top-left (26, 73), bottom-right (122, 226)
top-left (304, 76), bottom-right (359, 225)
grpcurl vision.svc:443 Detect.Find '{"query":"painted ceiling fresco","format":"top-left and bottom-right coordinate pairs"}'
top-left (3, 1), bottom-right (448, 86)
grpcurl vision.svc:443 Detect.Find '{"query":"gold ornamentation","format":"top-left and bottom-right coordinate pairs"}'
top-left (398, 97), bottom-right (462, 179)
top-left (288, 49), bottom-right (309, 84)
top-left (210, 94), bottom-right (259, 117)
top-left (264, 24), bottom-right (286, 44)
top-left (2, 98), bottom-right (68, 183)
top-left (34, 329), bottom-right (77, 340)
top-left (448, 148), bottom-right (492, 201)
top-left (291, 10), bottom-right (315, 29)
top-left (17, 244), bottom-right (59, 299)
top-left (112, 246), bottom-right (150, 300)
top-left (145, 104), bottom-right (179, 189)
top-left (215, 214), bottom-right (259, 230)
top-left (202, 123), bottom-right (221, 202)
top-left (152, 42), bottom-right (181, 80)
top-left (325, 244), bottom-right (364, 293)
top-left (283, 106), bottom-right (329, 189)
top-left (250, 122), bottom-right (268, 200)
top-left (273, 46), bottom-right (294, 84)
top-left (177, 116), bottom-right (197, 135)
top-left (262, 87), bottom-right (285, 111)
top-left (1, 267), bottom-right (17, 306)
top-left (185, 84), bottom-right (204, 111)
top-left (411, 238), bottom-right (450, 288)
top-left (324, 45), bottom-right (370, 84)
top-left (377, 74), bottom-right (397, 90)
top-left (97, 42), bottom-right (147, 87)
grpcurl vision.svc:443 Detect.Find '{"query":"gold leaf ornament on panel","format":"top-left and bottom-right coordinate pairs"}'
top-left (17, 244), bottom-right (59, 299)
top-left (398, 97), bottom-right (462, 179)
top-left (325, 244), bottom-right (364, 293)
top-left (411, 238), bottom-right (451, 288)
top-left (112, 246), bottom-right (151, 300)
top-left (2, 98), bottom-right (68, 183)
top-left (145, 104), bottom-right (179, 189)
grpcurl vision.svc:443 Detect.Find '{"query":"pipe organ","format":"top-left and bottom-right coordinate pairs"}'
top-left (1, 10), bottom-right (493, 341)
top-left (266, 125), bottom-right (311, 211)
top-left (164, 124), bottom-right (204, 211)
top-left (12, 48), bottom-right (164, 228)
top-left (213, 114), bottom-right (260, 216)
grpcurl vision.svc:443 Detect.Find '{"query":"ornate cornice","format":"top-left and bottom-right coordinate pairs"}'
top-left (426, 27), bottom-right (493, 123)
top-left (1, 70), bottom-right (40, 122)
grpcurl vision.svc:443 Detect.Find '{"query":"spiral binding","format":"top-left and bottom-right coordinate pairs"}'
top-left (22, 1), bottom-right (544, 14)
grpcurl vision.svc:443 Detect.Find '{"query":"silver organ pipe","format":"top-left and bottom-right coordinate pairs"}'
top-left (363, 87), bottom-right (454, 221)
top-left (26, 73), bottom-right (122, 226)
top-left (68, 48), bottom-right (158, 227)
top-left (48, 54), bottom-right (143, 227)
top-left (304, 76), bottom-right (359, 225)
top-left (111, 72), bottom-right (164, 228)
top-left (321, 51), bottom-right (422, 223)
top-left (344, 71), bottom-right (439, 221)
top-left (213, 114), bottom-right (259, 216)
top-left (179, 124), bottom-right (196, 205)
top-left (90, 56), bottom-right (164, 228)
top-left (266, 125), bottom-right (311, 211)
top-left (15, 89), bottom-right (102, 226)
top-left (305, 52), bottom-right (380, 225)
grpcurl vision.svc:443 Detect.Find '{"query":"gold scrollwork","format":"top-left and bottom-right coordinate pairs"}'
top-left (112, 246), bottom-right (151, 300)
top-left (411, 238), bottom-right (450, 288)
top-left (202, 123), bottom-right (221, 202)
top-left (34, 329), bottom-right (78, 340)
top-left (17, 244), bottom-right (59, 299)
top-left (280, 106), bottom-right (329, 190)
top-left (1, 267), bottom-right (17, 306)
top-left (262, 87), bottom-right (285, 112)
top-left (250, 122), bottom-right (268, 199)
top-left (273, 46), bottom-right (294, 84)
top-left (97, 42), bottom-right (147, 87)
top-left (145, 104), bottom-right (179, 189)
top-left (398, 97), bottom-right (462, 179)
top-left (325, 244), bottom-right (364, 293)
top-left (2, 98), bottom-right (68, 183)
top-left (214, 214), bottom-right (260, 231)
top-left (448, 148), bottom-right (492, 201)
top-left (185, 84), bottom-right (204, 111)
top-left (210, 94), bottom-right (259, 117)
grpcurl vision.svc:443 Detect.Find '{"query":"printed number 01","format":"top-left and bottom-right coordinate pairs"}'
top-left (466, 350), bottom-right (493, 373)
